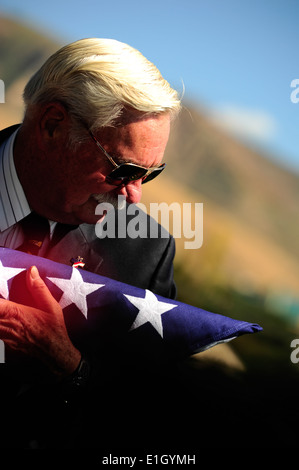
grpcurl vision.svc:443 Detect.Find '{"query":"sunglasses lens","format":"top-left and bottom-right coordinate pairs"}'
top-left (106, 163), bottom-right (166, 185)
top-left (142, 165), bottom-right (165, 184)
top-left (106, 165), bottom-right (148, 185)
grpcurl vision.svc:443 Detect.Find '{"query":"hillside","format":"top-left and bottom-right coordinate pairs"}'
top-left (141, 174), bottom-right (299, 297)
top-left (164, 105), bottom-right (299, 261)
top-left (0, 15), bottom-right (60, 126)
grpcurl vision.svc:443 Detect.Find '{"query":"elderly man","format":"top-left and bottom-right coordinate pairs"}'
top-left (0, 38), bottom-right (182, 448)
top-left (0, 38), bottom-right (257, 452)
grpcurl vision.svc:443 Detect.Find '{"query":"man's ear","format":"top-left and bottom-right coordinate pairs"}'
top-left (39, 102), bottom-right (69, 142)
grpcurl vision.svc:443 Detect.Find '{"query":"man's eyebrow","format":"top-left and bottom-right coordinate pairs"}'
top-left (110, 152), bottom-right (136, 165)
top-left (113, 154), bottom-right (132, 164)
top-left (109, 152), bottom-right (163, 168)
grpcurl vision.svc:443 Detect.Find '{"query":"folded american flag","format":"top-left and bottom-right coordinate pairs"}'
top-left (0, 248), bottom-right (262, 363)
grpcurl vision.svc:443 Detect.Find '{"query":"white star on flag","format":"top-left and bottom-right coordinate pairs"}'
top-left (48, 268), bottom-right (104, 319)
top-left (0, 259), bottom-right (25, 300)
top-left (125, 289), bottom-right (177, 338)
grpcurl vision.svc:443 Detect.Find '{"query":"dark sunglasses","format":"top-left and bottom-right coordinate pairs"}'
top-left (89, 131), bottom-right (166, 186)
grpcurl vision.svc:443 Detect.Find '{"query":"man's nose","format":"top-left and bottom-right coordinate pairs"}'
top-left (115, 179), bottom-right (142, 204)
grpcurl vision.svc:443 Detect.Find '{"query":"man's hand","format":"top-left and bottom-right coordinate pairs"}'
top-left (0, 266), bottom-right (81, 379)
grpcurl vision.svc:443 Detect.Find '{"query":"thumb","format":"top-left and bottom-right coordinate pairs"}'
top-left (26, 265), bottom-right (61, 314)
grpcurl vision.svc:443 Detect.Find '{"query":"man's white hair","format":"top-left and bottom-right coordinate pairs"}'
top-left (23, 38), bottom-right (181, 135)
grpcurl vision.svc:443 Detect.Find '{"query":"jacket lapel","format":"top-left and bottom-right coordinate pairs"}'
top-left (46, 224), bottom-right (104, 274)
top-left (0, 125), bottom-right (21, 143)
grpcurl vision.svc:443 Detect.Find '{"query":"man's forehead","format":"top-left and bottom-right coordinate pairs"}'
top-left (97, 113), bottom-right (170, 143)
top-left (96, 114), bottom-right (170, 165)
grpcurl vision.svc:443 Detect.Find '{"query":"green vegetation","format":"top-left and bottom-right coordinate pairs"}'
top-left (174, 260), bottom-right (299, 379)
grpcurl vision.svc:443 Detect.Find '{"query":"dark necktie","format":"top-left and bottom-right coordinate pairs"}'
top-left (17, 212), bottom-right (50, 256)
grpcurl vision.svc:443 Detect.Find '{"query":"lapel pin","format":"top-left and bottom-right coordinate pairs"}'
top-left (70, 256), bottom-right (85, 269)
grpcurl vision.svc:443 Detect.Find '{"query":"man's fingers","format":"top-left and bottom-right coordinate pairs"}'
top-left (26, 266), bottom-right (61, 315)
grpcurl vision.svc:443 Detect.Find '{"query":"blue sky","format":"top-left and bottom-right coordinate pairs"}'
top-left (1, 0), bottom-right (298, 173)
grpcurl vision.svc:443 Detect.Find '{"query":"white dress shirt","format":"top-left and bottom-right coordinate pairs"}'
top-left (0, 129), bottom-right (56, 249)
